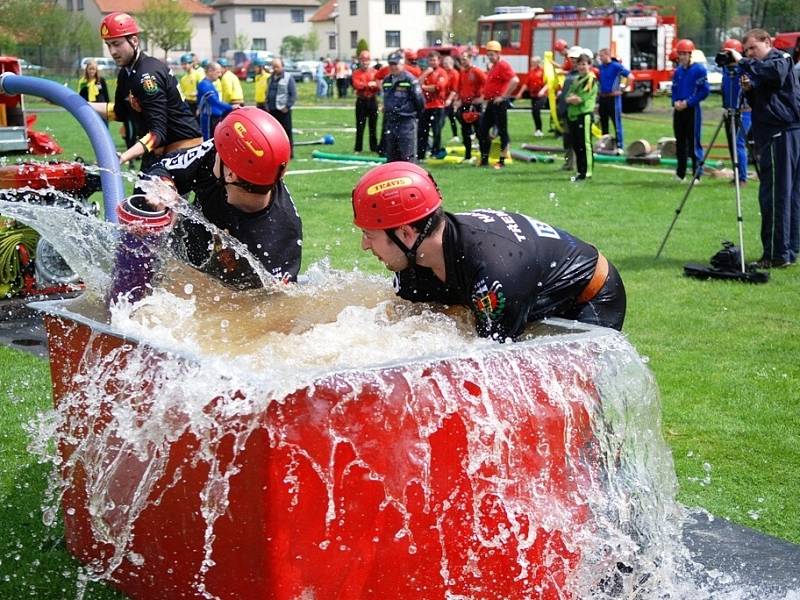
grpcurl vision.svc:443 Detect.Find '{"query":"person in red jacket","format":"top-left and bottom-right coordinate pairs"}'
top-left (417, 51), bottom-right (449, 159)
top-left (351, 50), bottom-right (379, 153)
top-left (454, 49), bottom-right (486, 162)
top-left (442, 54), bottom-right (461, 142)
top-left (515, 55), bottom-right (546, 137)
top-left (478, 41), bottom-right (519, 169)
top-left (404, 49), bottom-right (422, 77)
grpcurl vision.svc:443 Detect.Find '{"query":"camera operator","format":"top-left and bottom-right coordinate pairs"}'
top-left (717, 39), bottom-right (751, 186)
top-left (727, 29), bottom-right (800, 268)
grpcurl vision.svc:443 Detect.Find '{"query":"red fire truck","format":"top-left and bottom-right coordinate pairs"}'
top-left (476, 5), bottom-right (677, 112)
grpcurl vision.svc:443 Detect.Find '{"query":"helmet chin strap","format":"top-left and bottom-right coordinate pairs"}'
top-left (386, 214), bottom-right (438, 268)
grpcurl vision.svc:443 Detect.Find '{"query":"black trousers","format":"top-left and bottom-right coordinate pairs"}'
top-left (478, 100), bottom-right (510, 163)
top-left (269, 108), bottom-right (294, 158)
top-left (385, 117), bottom-right (418, 163)
top-left (355, 96), bottom-right (378, 152)
top-left (568, 113), bottom-right (594, 178)
top-left (418, 107), bottom-right (444, 159)
top-left (530, 97), bottom-right (545, 131)
top-left (561, 262), bottom-right (626, 331)
top-left (457, 103), bottom-right (482, 160)
top-left (673, 105), bottom-right (703, 179)
top-left (444, 104), bottom-right (458, 137)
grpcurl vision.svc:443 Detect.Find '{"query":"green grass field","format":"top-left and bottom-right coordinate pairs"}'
top-left (1, 84), bottom-right (798, 597)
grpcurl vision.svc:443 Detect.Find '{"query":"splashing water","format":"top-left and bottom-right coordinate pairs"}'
top-left (0, 201), bottom-right (796, 599)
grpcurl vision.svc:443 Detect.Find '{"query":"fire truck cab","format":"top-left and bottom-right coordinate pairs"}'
top-left (477, 5), bottom-right (677, 112)
top-left (0, 57), bottom-right (29, 152)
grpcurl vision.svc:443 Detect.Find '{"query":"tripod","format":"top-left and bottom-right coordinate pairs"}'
top-left (655, 107), bottom-right (747, 273)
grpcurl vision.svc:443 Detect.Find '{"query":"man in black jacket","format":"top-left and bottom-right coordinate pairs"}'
top-left (88, 12), bottom-right (201, 168)
top-left (141, 108), bottom-right (302, 288)
top-left (728, 28), bottom-right (800, 268)
top-left (352, 162), bottom-right (625, 340)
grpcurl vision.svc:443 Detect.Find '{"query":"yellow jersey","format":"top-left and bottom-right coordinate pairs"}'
top-left (220, 70), bottom-right (244, 104)
top-left (179, 66), bottom-right (205, 102)
top-left (254, 72), bottom-right (268, 104)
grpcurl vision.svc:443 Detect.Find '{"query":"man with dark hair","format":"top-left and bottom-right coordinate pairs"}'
top-left (597, 48), bottom-right (632, 152)
top-left (89, 12), bottom-right (201, 167)
top-left (352, 162), bottom-right (626, 340)
top-left (381, 52), bottom-right (425, 162)
top-left (727, 29), bottom-right (800, 268)
top-left (267, 58), bottom-right (298, 158)
top-left (418, 51), bottom-right (449, 159)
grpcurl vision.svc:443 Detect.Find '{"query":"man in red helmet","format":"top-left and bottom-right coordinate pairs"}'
top-left (351, 50), bottom-right (379, 153)
top-left (404, 49), bottom-right (422, 77)
top-left (141, 108), bottom-right (302, 286)
top-left (671, 38), bottom-right (709, 182)
top-left (89, 12), bottom-right (202, 167)
top-left (352, 162), bottom-right (626, 339)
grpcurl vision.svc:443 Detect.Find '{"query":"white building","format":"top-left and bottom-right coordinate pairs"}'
top-left (59, 0), bottom-right (215, 63)
top-left (309, 0), bottom-right (337, 58)
top-left (334, 0), bottom-right (453, 60)
top-left (209, 0), bottom-right (322, 57)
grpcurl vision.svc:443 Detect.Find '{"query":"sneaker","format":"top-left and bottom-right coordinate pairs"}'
top-left (460, 157), bottom-right (474, 164)
top-left (730, 179), bottom-right (747, 186)
top-left (749, 258), bottom-right (795, 269)
top-left (570, 175), bottom-right (587, 182)
top-left (534, 130), bottom-right (544, 137)
top-left (493, 162), bottom-right (505, 170)
top-left (673, 175), bottom-right (686, 182)
top-left (449, 136), bottom-right (461, 144)
top-left (692, 177), bottom-right (701, 185)
top-left (478, 160), bottom-right (489, 168)
top-left (615, 148), bottom-right (626, 156)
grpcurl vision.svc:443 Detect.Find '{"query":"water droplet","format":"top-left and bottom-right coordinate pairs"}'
top-left (184, 283), bottom-right (194, 295)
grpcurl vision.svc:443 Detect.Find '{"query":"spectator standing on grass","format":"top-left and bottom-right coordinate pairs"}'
top-left (566, 53), bottom-right (598, 182)
top-left (515, 55), bottom-right (546, 137)
top-left (597, 48), bottom-right (632, 152)
top-left (729, 29), bottom-right (800, 268)
top-left (253, 58), bottom-right (269, 110)
top-left (351, 50), bottom-right (379, 153)
top-left (89, 12), bottom-right (201, 167)
top-left (719, 39), bottom-right (751, 186)
top-left (477, 40), bottom-right (519, 169)
top-left (197, 62), bottom-right (233, 140)
top-left (324, 58), bottom-right (336, 97)
top-left (335, 59), bottom-right (350, 98)
top-left (556, 47), bottom-right (582, 171)
top-left (381, 52), bottom-right (425, 162)
top-left (454, 50), bottom-right (486, 163)
top-left (442, 55), bottom-right (461, 142)
top-left (267, 58), bottom-right (297, 158)
top-left (315, 58), bottom-right (328, 99)
top-left (671, 38), bottom-right (709, 182)
top-left (418, 51), bottom-right (449, 160)
top-left (218, 58), bottom-right (244, 107)
top-left (178, 53), bottom-right (204, 117)
top-left (78, 59), bottom-right (110, 104)
top-left (353, 162), bottom-right (626, 339)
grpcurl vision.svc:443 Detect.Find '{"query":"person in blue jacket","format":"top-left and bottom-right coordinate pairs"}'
top-left (720, 38), bottom-right (751, 185)
top-left (671, 39), bottom-right (710, 182)
top-left (197, 62), bottom-right (233, 140)
top-left (597, 48), bottom-right (632, 152)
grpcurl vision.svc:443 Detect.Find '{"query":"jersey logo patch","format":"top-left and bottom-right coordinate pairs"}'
top-left (472, 279), bottom-right (505, 322)
top-left (141, 73), bottom-right (159, 95)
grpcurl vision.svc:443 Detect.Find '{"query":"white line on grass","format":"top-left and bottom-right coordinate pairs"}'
top-left (285, 164), bottom-right (366, 176)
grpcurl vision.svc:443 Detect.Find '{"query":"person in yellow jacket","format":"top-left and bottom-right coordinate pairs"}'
top-left (178, 53), bottom-right (204, 116)
top-left (77, 59), bottom-right (110, 103)
top-left (253, 58), bottom-right (269, 110)
top-left (217, 57), bottom-right (244, 106)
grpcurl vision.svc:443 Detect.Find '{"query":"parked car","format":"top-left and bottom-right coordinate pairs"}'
top-left (296, 60), bottom-right (321, 80)
top-left (18, 59), bottom-right (44, 74)
top-left (75, 57), bottom-right (118, 77)
top-left (283, 60), bottom-right (313, 83)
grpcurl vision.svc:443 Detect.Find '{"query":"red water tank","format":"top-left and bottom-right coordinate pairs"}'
top-left (0, 161), bottom-right (87, 192)
top-left (45, 314), bottom-right (616, 599)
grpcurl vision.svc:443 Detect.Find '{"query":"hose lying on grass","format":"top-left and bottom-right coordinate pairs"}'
top-left (0, 222), bottom-right (39, 297)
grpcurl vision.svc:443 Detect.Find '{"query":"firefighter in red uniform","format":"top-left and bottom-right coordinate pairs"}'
top-left (515, 55), bottom-right (546, 136)
top-left (351, 50), bottom-right (379, 153)
top-left (454, 49), bottom-right (486, 163)
top-left (478, 41), bottom-right (519, 169)
top-left (404, 49), bottom-right (422, 78)
top-left (442, 55), bottom-right (461, 142)
top-left (353, 162), bottom-right (626, 339)
top-left (418, 51), bottom-right (449, 159)
top-left (89, 12), bottom-right (202, 167)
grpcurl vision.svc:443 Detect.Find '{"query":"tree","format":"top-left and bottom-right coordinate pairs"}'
top-left (138, 0), bottom-right (193, 60)
top-left (356, 38), bottom-right (369, 55)
top-left (235, 33), bottom-right (250, 51)
top-left (281, 35), bottom-right (305, 59)
top-left (304, 31), bottom-right (320, 58)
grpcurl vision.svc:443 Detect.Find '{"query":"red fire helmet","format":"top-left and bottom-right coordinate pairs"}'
top-left (352, 162), bottom-right (442, 230)
top-left (214, 108), bottom-right (290, 187)
top-left (675, 39), bottom-right (695, 53)
top-left (554, 39), bottom-right (569, 53)
top-left (722, 38), bottom-right (743, 53)
top-left (404, 49), bottom-right (418, 61)
top-left (100, 12), bottom-right (141, 40)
